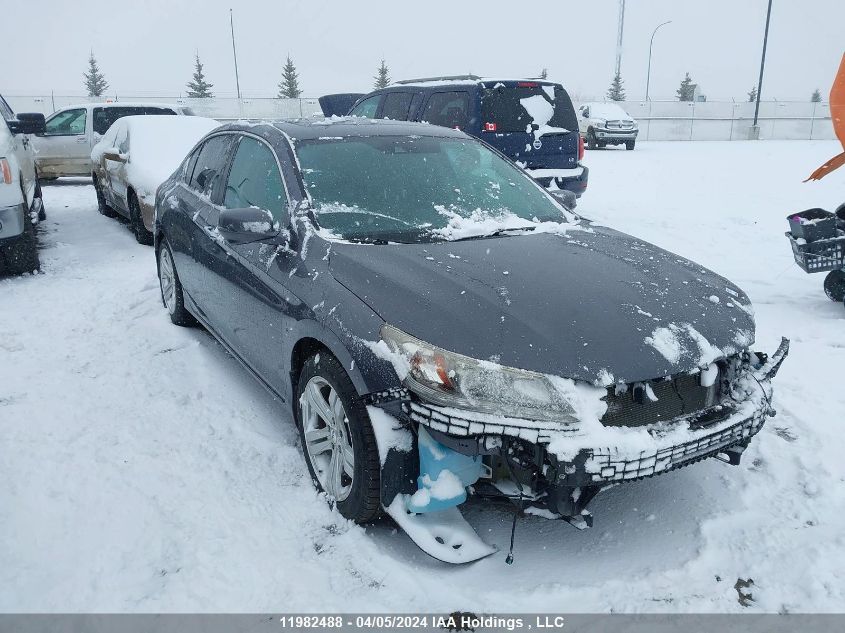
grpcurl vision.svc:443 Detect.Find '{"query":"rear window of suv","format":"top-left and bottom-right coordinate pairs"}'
top-left (480, 83), bottom-right (577, 133)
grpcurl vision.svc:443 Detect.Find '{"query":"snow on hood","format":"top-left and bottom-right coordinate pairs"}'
top-left (328, 226), bottom-right (756, 385)
top-left (586, 103), bottom-right (634, 121)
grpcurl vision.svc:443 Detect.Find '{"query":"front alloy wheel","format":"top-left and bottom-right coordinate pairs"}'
top-left (301, 376), bottom-right (355, 502)
top-left (296, 353), bottom-right (381, 523)
top-left (157, 242), bottom-right (194, 326)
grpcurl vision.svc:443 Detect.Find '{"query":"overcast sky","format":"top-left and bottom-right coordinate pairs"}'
top-left (2, 0), bottom-right (843, 102)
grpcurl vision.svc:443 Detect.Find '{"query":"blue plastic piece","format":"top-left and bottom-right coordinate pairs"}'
top-left (406, 426), bottom-right (483, 513)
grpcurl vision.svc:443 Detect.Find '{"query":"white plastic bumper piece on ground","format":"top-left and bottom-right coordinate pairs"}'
top-left (385, 495), bottom-right (496, 564)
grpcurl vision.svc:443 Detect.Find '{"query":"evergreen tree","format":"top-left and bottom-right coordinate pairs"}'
top-left (676, 72), bottom-right (695, 101)
top-left (811, 88), bottom-right (822, 103)
top-left (277, 56), bottom-right (302, 98)
top-left (606, 71), bottom-right (626, 101)
top-left (539, 68), bottom-right (548, 80)
top-left (747, 86), bottom-right (757, 102)
top-left (374, 59), bottom-right (391, 89)
top-left (186, 54), bottom-right (214, 98)
top-left (83, 52), bottom-right (109, 98)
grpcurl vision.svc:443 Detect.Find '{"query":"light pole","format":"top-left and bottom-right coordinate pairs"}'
top-left (230, 8), bottom-right (241, 100)
top-left (751, 0), bottom-right (774, 138)
top-left (645, 21), bottom-right (671, 101)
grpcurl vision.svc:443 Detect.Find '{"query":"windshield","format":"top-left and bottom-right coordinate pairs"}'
top-left (480, 83), bottom-right (577, 133)
top-left (295, 135), bottom-right (569, 243)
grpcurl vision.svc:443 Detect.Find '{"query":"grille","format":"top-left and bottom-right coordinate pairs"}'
top-left (606, 120), bottom-right (634, 130)
top-left (601, 373), bottom-right (719, 428)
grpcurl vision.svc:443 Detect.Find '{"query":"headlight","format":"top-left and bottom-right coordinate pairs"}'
top-left (380, 324), bottom-right (580, 424)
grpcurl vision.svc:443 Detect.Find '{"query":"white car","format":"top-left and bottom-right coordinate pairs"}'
top-left (91, 115), bottom-right (220, 244)
top-left (577, 102), bottom-right (638, 150)
top-left (32, 102), bottom-right (194, 179)
top-left (0, 94), bottom-right (46, 275)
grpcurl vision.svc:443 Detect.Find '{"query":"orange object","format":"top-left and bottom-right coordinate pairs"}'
top-left (806, 52), bottom-right (845, 181)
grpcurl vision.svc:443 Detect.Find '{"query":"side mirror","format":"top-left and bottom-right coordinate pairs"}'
top-left (195, 168), bottom-right (215, 192)
top-left (102, 148), bottom-right (126, 163)
top-left (218, 207), bottom-right (280, 245)
top-left (8, 112), bottom-right (46, 135)
top-left (550, 189), bottom-right (577, 211)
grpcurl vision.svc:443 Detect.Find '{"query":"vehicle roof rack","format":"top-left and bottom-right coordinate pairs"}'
top-left (393, 74), bottom-right (482, 85)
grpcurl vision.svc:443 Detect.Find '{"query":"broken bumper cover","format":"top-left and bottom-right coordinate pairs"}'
top-left (405, 338), bottom-right (790, 487)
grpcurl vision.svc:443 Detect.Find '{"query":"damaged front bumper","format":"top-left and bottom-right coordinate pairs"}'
top-left (382, 338), bottom-right (790, 527)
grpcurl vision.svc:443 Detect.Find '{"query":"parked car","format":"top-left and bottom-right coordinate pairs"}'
top-left (154, 118), bottom-right (788, 563)
top-left (32, 102), bottom-right (194, 179)
top-left (91, 115), bottom-right (220, 244)
top-left (578, 102), bottom-right (639, 150)
top-left (0, 94), bottom-right (46, 275)
top-left (344, 75), bottom-right (589, 196)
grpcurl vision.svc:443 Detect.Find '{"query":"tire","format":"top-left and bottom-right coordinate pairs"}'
top-left (586, 129), bottom-right (598, 150)
top-left (129, 192), bottom-right (153, 245)
top-left (824, 270), bottom-right (845, 302)
top-left (296, 352), bottom-right (381, 523)
top-left (94, 177), bottom-right (116, 218)
top-left (626, 140), bottom-right (636, 150)
top-left (157, 240), bottom-right (195, 326)
top-left (2, 214), bottom-right (40, 275)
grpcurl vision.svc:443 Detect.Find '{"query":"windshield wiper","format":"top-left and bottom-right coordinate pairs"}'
top-left (448, 226), bottom-right (537, 242)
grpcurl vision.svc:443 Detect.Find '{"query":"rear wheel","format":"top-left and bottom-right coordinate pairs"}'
top-left (296, 352), bottom-right (381, 523)
top-left (157, 241), bottom-right (194, 326)
top-left (129, 192), bottom-right (153, 245)
top-left (94, 177), bottom-right (116, 218)
top-left (626, 140), bottom-right (636, 150)
top-left (824, 270), bottom-right (845, 302)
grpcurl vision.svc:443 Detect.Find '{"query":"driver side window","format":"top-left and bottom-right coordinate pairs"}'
top-left (223, 136), bottom-right (286, 223)
top-left (44, 108), bottom-right (87, 136)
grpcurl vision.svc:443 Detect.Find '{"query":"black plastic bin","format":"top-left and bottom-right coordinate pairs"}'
top-left (787, 208), bottom-right (837, 242)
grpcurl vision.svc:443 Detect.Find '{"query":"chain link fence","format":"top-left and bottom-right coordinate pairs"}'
top-left (4, 94), bottom-right (836, 141)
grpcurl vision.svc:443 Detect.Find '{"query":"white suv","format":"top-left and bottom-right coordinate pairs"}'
top-left (578, 102), bottom-right (638, 150)
top-left (0, 95), bottom-right (46, 275)
top-left (32, 102), bottom-right (193, 179)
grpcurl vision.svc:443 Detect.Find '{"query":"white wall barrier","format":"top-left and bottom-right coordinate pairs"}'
top-left (4, 95), bottom-right (836, 141)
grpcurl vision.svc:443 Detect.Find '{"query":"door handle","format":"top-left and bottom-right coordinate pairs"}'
top-left (76, 137), bottom-right (88, 143)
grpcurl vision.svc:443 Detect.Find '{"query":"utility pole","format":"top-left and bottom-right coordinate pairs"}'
top-left (750, 0), bottom-right (773, 139)
top-left (645, 21), bottom-right (671, 101)
top-left (230, 8), bottom-right (241, 100)
top-left (615, 0), bottom-right (626, 77)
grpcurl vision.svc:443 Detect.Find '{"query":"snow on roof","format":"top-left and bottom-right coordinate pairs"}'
top-left (58, 101), bottom-right (187, 111)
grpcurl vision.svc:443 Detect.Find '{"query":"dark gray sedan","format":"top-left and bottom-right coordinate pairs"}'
top-left (154, 118), bottom-right (788, 563)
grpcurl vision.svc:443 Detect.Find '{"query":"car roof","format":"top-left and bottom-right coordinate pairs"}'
top-left (386, 77), bottom-right (562, 89)
top-left (216, 116), bottom-right (470, 142)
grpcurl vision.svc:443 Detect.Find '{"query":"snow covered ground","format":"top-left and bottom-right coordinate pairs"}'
top-left (1, 141), bottom-right (844, 613)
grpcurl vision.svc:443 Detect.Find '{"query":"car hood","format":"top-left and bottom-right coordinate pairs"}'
top-left (327, 225), bottom-right (756, 384)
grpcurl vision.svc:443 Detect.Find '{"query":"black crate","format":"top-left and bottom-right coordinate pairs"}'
top-left (787, 208), bottom-right (837, 242)
top-left (786, 231), bottom-right (845, 273)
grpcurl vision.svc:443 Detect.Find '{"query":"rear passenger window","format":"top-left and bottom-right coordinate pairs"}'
top-left (349, 95), bottom-right (381, 118)
top-left (421, 92), bottom-right (469, 130)
top-left (379, 92), bottom-right (413, 121)
top-left (223, 137), bottom-right (286, 223)
top-left (189, 135), bottom-right (232, 197)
